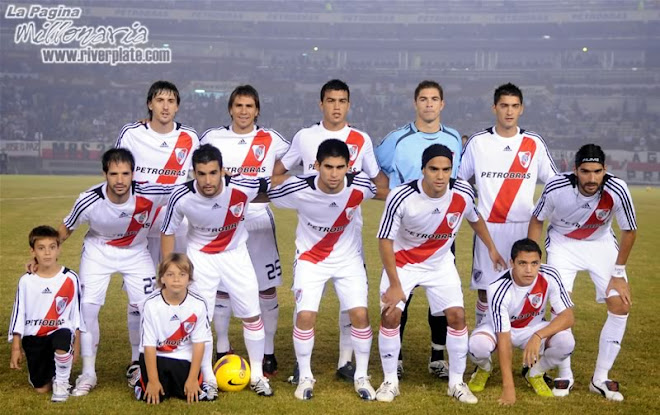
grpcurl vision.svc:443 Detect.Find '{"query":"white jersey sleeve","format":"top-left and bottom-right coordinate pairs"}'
top-left (358, 134), bottom-right (380, 179)
top-left (161, 182), bottom-right (192, 235)
top-left (606, 176), bottom-right (637, 231)
top-left (543, 265), bottom-right (574, 314)
top-left (487, 276), bottom-right (514, 333)
top-left (280, 129), bottom-right (304, 171)
top-left (140, 298), bottom-right (158, 348)
top-left (531, 175), bottom-right (561, 221)
top-left (454, 179), bottom-right (480, 223)
top-left (457, 135), bottom-right (476, 181)
top-left (268, 175), bottom-right (308, 209)
top-left (377, 185), bottom-right (412, 240)
top-left (536, 136), bottom-right (558, 183)
top-left (228, 175), bottom-right (270, 202)
top-left (62, 184), bottom-right (104, 230)
top-left (8, 277), bottom-right (26, 340)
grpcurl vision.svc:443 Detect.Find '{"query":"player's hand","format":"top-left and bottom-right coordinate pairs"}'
top-left (607, 277), bottom-right (632, 306)
top-left (9, 347), bottom-right (22, 369)
top-left (184, 376), bottom-right (201, 404)
top-left (489, 249), bottom-right (507, 273)
top-left (498, 384), bottom-right (516, 405)
top-left (145, 380), bottom-right (164, 404)
top-left (25, 257), bottom-right (38, 274)
top-left (381, 285), bottom-right (406, 316)
top-left (523, 334), bottom-right (542, 368)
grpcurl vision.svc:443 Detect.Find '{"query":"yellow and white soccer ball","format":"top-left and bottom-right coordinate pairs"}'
top-left (213, 354), bottom-right (251, 392)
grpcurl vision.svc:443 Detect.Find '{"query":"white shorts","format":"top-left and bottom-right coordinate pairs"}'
top-left (546, 229), bottom-right (619, 303)
top-left (380, 258), bottom-right (464, 315)
top-left (245, 206), bottom-right (281, 291)
top-left (79, 241), bottom-right (156, 307)
top-left (472, 320), bottom-right (550, 350)
top-left (471, 221), bottom-right (526, 290)
top-left (187, 243), bottom-right (260, 319)
top-left (292, 257), bottom-right (368, 313)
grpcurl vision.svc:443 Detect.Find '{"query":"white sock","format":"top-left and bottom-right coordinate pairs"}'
top-left (530, 330), bottom-right (575, 377)
top-left (54, 350), bottom-right (73, 384)
top-left (475, 300), bottom-right (488, 327)
top-left (468, 333), bottom-right (495, 371)
top-left (293, 326), bottom-right (315, 380)
top-left (127, 303), bottom-right (140, 362)
top-left (594, 311), bottom-right (628, 382)
top-left (351, 326), bottom-right (372, 380)
top-left (378, 325), bottom-right (400, 385)
top-left (259, 292), bottom-right (279, 355)
top-left (243, 318), bottom-right (266, 380)
top-left (338, 310), bottom-right (353, 368)
top-left (446, 326), bottom-right (469, 388)
top-left (214, 292), bottom-right (232, 354)
top-left (201, 342), bottom-right (215, 385)
top-left (81, 303), bottom-right (101, 376)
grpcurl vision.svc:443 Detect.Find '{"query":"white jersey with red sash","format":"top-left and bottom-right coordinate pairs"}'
top-left (377, 178), bottom-right (478, 272)
top-left (267, 172), bottom-right (376, 265)
top-left (459, 127), bottom-right (556, 223)
top-left (487, 264), bottom-right (573, 333)
top-left (63, 182), bottom-right (173, 249)
top-left (161, 175), bottom-right (270, 254)
top-left (532, 173), bottom-right (637, 241)
top-left (140, 289), bottom-right (212, 360)
top-left (8, 267), bottom-right (83, 340)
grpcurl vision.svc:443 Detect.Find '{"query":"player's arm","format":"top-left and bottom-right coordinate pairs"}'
top-left (527, 215), bottom-right (544, 243)
top-left (607, 229), bottom-right (636, 305)
top-left (523, 307), bottom-right (574, 368)
top-left (184, 342), bottom-right (204, 403)
top-left (469, 215), bottom-right (507, 271)
top-left (143, 346), bottom-right (164, 404)
top-left (160, 233), bottom-right (175, 259)
top-left (379, 238), bottom-right (406, 315)
top-left (496, 331), bottom-right (516, 405)
top-left (58, 223), bottom-right (73, 243)
top-left (273, 160), bottom-right (288, 175)
top-left (9, 333), bottom-right (22, 369)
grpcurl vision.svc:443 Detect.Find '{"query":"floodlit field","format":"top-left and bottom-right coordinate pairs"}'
top-left (1, 175), bottom-right (659, 414)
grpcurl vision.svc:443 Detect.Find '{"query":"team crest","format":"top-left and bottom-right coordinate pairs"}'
top-left (134, 210), bottom-right (149, 225)
top-left (345, 206), bottom-right (357, 221)
top-left (348, 144), bottom-right (359, 161)
top-left (183, 321), bottom-right (195, 334)
top-left (252, 144), bottom-right (266, 162)
top-left (175, 148), bottom-right (188, 165)
top-left (528, 293), bottom-right (543, 309)
top-left (229, 202), bottom-right (245, 218)
top-left (595, 209), bottom-right (611, 221)
top-left (55, 296), bottom-right (68, 315)
top-left (473, 270), bottom-right (483, 282)
top-left (446, 212), bottom-right (461, 229)
top-left (518, 151), bottom-right (531, 169)
top-left (294, 289), bottom-right (303, 304)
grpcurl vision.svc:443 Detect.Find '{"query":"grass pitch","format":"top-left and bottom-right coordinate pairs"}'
top-left (1, 175), bottom-right (659, 414)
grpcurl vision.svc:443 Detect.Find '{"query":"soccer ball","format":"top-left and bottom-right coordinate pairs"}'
top-left (213, 354), bottom-right (251, 392)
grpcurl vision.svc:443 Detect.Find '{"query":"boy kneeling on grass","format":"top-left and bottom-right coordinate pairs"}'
top-left (136, 253), bottom-right (212, 404)
top-left (9, 225), bottom-right (83, 402)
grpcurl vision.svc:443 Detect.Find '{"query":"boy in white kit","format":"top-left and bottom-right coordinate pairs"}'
top-left (376, 144), bottom-right (506, 404)
top-left (529, 144), bottom-right (637, 401)
top-left (200, 85), bottom-right (290, 376)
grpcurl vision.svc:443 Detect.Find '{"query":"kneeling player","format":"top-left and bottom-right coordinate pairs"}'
top-left (9, 226), bottom-right (83, 402)
top-left (267, 139), bottom-right (385, 400)
top-left (376, 144), bottom-right (506, 404)
top-left (136, 253), bottom-right (212, 404)
top-left (468, 239), bottom-right (575, 405)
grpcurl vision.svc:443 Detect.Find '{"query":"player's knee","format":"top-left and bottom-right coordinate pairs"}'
top-left (348, 307), bottom-right (369, 328)
top-left (468, 334), bottom-right (494, 360)
top-left (259, 287), bottom-right (276, 296)
top-left (477, 290), bottom-right (488, 303)
top-left (444, 307), bottom-right (466, 330)
top-left (606, 295), bottom-right (630, 315)
top-left (380, 309), bottom-right (401, 329)
top-left (549, 330), bottom-right (575, 355)
top-left (295, 311), bottom-right (316, 330)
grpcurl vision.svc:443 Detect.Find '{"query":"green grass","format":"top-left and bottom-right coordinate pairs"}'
top-left (1, 175), bottom-right (659, 414)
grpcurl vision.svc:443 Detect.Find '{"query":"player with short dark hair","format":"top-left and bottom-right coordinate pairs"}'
top-left (376, 144), bottom-right (506, 404)
top-left (375, 80), bottom-right (463, 379)
top-left (135, 253), bottom-right (212, 404)
top-left (467, 238), bottom-right (575, 405)
top-left (200, 85), bottom-right (290, 377)
top-left (459, 82), bottom-right (557, 328)
top-left (528, 143), bottom-right (637, 401)
top-left (268, 139), bottom-right (386, 401)
top-left (9, 225), bottom-right (83, 402)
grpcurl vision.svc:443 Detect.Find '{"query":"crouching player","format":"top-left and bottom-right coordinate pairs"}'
top-left (468, 238), bottom-right (575, 405)
top-left (9, 226), bottom-right (83, 402)
top-left (376, 144), bottom-right (506, 404)
top-left (136, 253), bottom-right (212, 404)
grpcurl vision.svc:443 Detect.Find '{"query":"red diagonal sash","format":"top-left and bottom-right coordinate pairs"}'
top-left (345, 130), bottom-right (365, 170)
top-left (511, 275), bottom-right (548, 329)
top-left (201, 189), bottom-right (248, 254)
top-left (37, 278), bottom-right (75, 336)
top-left (107, 196), bottom-right (154, 247)
top-left (157, 314), bottom-right (198, 352)
top-left (240, 130), bottom-right (272, 176)
top-left (157, 132), bottom-right (193, 184)
top-left (565, 191), bottom-right (614, 239)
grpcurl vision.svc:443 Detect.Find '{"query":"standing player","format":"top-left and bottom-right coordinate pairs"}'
top-left (116, 80), bottom-right (200, 385)
top-left (57, 149), bottom-right (174, 396)
top-left (459, 83), bottom-right (557, 327)
top-left (468, 239), bottom-right (575, 404)
top-left (268, 139), bottom-right (385, 400)
top-left (9, 226), bottom-right (83, 402)
top-left (161, 144), bottom-right (286, 398)
top-left (375, 80), bottom-right (462, 378)
top-left (200, 85), bottom-right (290, 376)
top-left (528, 144), bottom-right (637, 401)
top-left (273, 79), bottom-right (388, 382)
top-left (376, 144), bottom-right (506, 404)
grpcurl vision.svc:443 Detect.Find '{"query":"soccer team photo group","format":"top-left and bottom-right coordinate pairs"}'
top-left (5, 76), bottom-right (644, 412)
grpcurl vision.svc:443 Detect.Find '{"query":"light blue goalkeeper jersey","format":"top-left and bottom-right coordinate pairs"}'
top-left (375, 122), bottom-right (462, 188)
